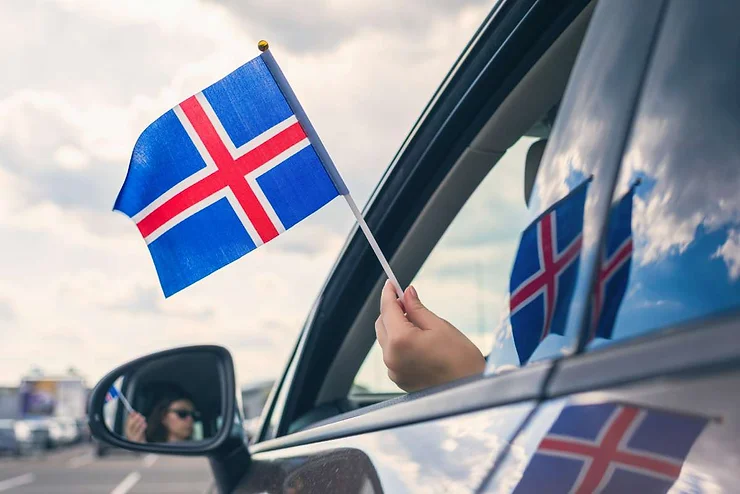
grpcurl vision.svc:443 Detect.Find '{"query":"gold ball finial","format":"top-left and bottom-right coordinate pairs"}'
top-left (258, 40), bottom-right (269, 52)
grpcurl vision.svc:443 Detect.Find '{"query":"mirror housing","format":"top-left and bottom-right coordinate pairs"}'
top-left (88, 345), bottom-right (241, 456)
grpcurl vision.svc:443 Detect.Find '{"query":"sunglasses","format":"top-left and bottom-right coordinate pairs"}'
top-left (169, 408), bottom-right (200, 420)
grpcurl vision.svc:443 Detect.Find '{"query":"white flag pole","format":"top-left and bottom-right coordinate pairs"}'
top-left (119, 392), bottom-right (135, 414)
top-left (259, 40), bottom-right (405, 301)
top-left (343, 193), bottom-right (404, 299)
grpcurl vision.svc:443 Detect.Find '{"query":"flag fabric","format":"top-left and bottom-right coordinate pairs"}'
top-left (105, 386), bottom-right (119, 403)
top-left (588, 183), bottom-right (638, 341)
top-left (115, 53), bottom-right (345, 296)
top-left (509, 179), bottom-right (590, 364)
top-left (513, 402), bottom-right (709, 494)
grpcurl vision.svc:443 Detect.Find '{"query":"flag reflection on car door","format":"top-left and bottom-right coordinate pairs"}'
top-left (511, 401), bottom-right (709, 494)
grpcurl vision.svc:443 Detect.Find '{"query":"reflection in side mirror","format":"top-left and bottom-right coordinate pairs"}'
top-left (88, 345), bottom-right (239, 456)
top-left (105, 352), bottom-right (221, 443)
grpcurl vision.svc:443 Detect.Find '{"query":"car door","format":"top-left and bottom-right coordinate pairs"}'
top-left (479, 0), bottom-right (740, 492)
top-left (232, 1), bottom-right (605, 493)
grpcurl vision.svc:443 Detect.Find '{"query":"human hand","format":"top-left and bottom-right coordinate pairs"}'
top-left (125, 411), bottom-right (146, 443)
top-left (375, 281), bottom-right (486, 392)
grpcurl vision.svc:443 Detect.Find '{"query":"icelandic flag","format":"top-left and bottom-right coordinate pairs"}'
top-left (105, 386), bottom-right (119, 404)
top-left (513, 402), bottom-right (709, 494)
top-left (509, 179), bottom-right (590, 364)
top-left (115, 50), bottom-right (347, 296)
top-left (588, 182), bottom-right (639, 341)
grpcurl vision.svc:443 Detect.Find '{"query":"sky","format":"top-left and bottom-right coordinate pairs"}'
top-left (5, 0), bottom-right (737, 397)
top-left (0, 0), bottom-right (498, 388)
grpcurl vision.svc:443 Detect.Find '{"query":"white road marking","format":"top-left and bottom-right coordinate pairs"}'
top-left (110, 472), bottom-right (141, 494)
top-left (67, 452), bottom-right (94, 469)
top-left (143, 454), bottom-right (158, 468)
top-left (0, 474), bottom-right (35, 492)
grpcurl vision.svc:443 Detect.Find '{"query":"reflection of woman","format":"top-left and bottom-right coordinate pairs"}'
top-left (125, 388), bottom-right (199, 443)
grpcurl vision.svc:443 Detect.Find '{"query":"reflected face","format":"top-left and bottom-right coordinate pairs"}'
top-left (162, 399), bottom-right (196, 441)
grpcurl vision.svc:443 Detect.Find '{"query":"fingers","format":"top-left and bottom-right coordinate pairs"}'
top-left (404, 285), bottom-right (443, 330)
top-left (380, 280), bottom-right (410, 331)
top-left (130, 415), bottom-right (146, 442)
top-left (375, 316), bottom-right (387, 349)
top-left (126, 413), bottom-right (146, 441)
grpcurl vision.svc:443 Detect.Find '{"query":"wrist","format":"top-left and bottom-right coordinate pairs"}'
top-left (446, 349), bottom-right (486, 383)
top-left (470, 350), bottom-right (486, 375)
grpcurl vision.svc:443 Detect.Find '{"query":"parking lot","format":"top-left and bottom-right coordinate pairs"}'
top-left (0, 445), bottom-right (213, 493)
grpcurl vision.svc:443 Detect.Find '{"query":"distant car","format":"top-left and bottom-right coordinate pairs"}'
top-left (0, 420), bottom-right (19, 456)
top-left (241, 380), bottom-right (274, 421)
top-left (92, 436), bottom-right (109, 457)
top-left (6, 419), bottom-right (49, 455)
top-left (76, 418), bottom-right (91, 442)
top-left (42, 417), bottom-right (80, 447)
top-left (45, 418), bottom-right (64, 448)
top-left (58, 417), bottom-right (81, 444)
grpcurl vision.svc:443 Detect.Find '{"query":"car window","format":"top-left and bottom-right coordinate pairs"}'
top-left (584, 1), bottom-right (740, 351)
top-left (352, 138), bottom-right (530, 392)
top-left (349, 0), bottom-right (627, 395)
top-left (354, 134), bottom-right (583, 393)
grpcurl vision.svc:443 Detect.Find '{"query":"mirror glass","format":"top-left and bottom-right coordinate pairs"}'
top-left (100, 351), bottom-right (224, 445)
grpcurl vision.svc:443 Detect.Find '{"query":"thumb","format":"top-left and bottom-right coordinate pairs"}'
top-left (404, 285), bottom-right (442, 330)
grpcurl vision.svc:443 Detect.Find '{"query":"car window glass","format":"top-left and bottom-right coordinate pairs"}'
top-left (584, 1), bottom-right (740, 350)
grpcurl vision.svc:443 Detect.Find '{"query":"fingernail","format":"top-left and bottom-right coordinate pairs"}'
top-left (408, 285), bottom-right (418, 300)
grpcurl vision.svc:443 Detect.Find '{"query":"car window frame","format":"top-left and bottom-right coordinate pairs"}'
top-left (250, 361), bottom-right (553, 455)
top-left (250, 0), bottom-right (597, 445)
top-left (337, 0), bottom-right (599, 401)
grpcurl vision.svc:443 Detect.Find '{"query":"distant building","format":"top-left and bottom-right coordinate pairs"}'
top-left (19, 375), bottom-right (87, 419)
top-left (0, 387), bottom-right (19, 419)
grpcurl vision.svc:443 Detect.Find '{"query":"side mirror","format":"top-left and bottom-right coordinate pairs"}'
top-left (88, 345), bottom-right (239, 456)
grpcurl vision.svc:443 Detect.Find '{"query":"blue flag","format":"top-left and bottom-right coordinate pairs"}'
top-left (588, 183), bottom-right (638, 341)
top-left (115, 51), bottom-right (346, 296)
top-left (513, 402), bottom-right (709, 493)
top-left (509, 179), bottom-right (590, 364)
top-left (105, 386), bottom-right (119, 403)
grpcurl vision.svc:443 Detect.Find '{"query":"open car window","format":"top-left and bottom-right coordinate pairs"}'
top-left (354, 136), bottom-right (537, 393)
top-left (348, 1), bottom-right (601, 397)
top-left (279, 1), bottom-right (601, 438)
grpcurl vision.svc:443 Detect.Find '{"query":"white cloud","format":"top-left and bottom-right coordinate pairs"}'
top-left (615, 27), bottom-right (740, 269)
top-left (354, 406), bottom-right (521, 493)
top-left (619, 127), bottom-right (740, 267)
top-left (0, 298), bottom-right (16, 322)
top-left (54, 145), bottom-right (90, 171)
top-left (713, 229), bottom-right (740, 281)
top-left (633, 191), bottom-right (699, 264)
top-left (205, 0), bottom-right (492, 55)
top-left (0, 0), bottom-right (495, 387)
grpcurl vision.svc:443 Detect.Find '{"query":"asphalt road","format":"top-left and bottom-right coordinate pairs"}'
top-left (0, 444), bottom-right (214, 493)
